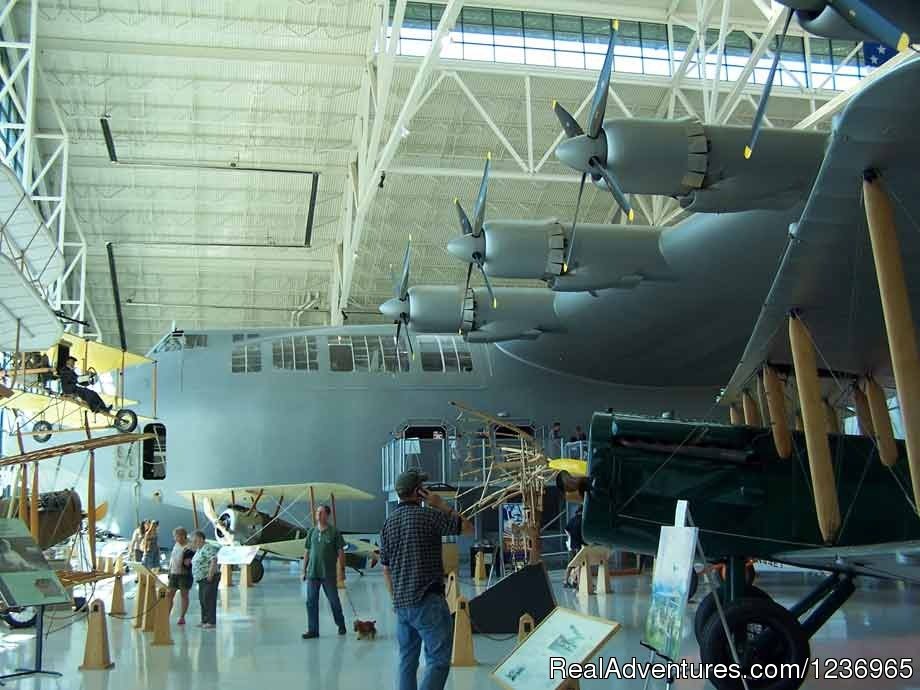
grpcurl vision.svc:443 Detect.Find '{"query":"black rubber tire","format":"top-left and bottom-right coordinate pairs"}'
top-left (249, 558), bottom-right (265, 584)
top-left (113, 408), bottom-right (138, 433)
top-left (33, 420), bottom-right (53, 444)
top-left (699, 597), bottom-right (810, 690)
top-left (688, 568), bottom-right (700, 601)
top-left (1, 607), bottom-right (37, 629)
top-left (694, 584), bottom-right (770, 644)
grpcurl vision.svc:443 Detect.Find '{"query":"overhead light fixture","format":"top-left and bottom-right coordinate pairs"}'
top-left (379, 171), bottom-right (386, 189)
top-left (399, 126), bottom-right (410, 139)
top-left (100, 117), bottom-right (117, 163)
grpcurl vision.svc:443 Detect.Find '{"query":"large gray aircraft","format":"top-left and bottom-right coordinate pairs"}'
top-left (24, 5), bottom-right (920, 547)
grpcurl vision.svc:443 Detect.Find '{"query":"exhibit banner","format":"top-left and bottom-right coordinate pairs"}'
top-left (643, 524), bottom-right (698, 661)
top-left (0, 519), bottom-right (70, 607)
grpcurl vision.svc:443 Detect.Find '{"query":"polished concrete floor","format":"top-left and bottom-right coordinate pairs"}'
top-left (1, 562), bottom-right (918, 689)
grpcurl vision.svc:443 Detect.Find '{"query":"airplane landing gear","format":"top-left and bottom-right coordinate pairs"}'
top-left (113, 409), bottom-right (137, 433)
top-left (33, 421), bottom-right (53, 443)
top-left (698, 596), bottom-right (809, 690)
top-left (696, 559), bottom-right (856, 690)
top-left (249, 557), bottom-right (265, 584)
top-left (1, 606), bottom-right (37, 629)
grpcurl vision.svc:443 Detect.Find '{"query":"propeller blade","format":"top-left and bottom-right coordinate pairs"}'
top-left (478, 260), bottom-right (497, 309)
top-left (745, 8), bottom-right (793, 160)
top-left (472, 153), bottom-right (490, 237)
top-left (587, 20), bottom-right (618, 140)
top-left (395, 318), bottom-right (403, 346)
top-left (590, 157), bottom-right (634, 223)
top-left (202, 497), bottom-right (220, 525)
top-left (397, 238), bottom-right (411, 299)
top-left (454, 198), bottom-right (473, 236)
top-left (552, 100), bottom-right (584, 139)
top-left (564, 171), bottom-right (588, 273)
top-left (834, 0), bottom-right (909, 53)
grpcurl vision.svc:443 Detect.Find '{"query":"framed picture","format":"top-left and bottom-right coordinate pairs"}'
top-left (492, 606), bottom-right (621, 690)
top-left (644, 524), bottom-right (698, 661)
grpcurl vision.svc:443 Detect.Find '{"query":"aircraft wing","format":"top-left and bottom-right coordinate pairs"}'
top-left (0, 433), bottom-right (154, 468)
top-left (721, 55), bottom-right (920, 403)
top-left (49, 333), bottom-right (152, 373)
top-left (0, 390), bottom-right (139, 427)
top-left (0, 164), bottom-right (64, 283)
top-left (254, 536), bottom-right (378, 561)
top-left (177, 482), bottom-right (375, 506)
top-left (772, 540), bottom-right (920, 584)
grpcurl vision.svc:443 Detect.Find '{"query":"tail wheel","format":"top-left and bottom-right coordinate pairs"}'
top-left (2, 607), bottom-right (37, 629)
top-left (249, 558), bottom-right (265, 584)
top-left (113, 409), bottom-right (137, 433)
top-left (695, 584), bottom-right (770, 643)
top-left (33, 420), bottom-right (53, 443)
top-left (699, 597), bottom-right (809, 690)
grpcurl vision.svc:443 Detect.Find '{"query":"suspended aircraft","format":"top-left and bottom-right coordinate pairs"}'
top-left (1, 332), bottom-right (154, 442)
top-left (177, 483), bottom-right (379, 583)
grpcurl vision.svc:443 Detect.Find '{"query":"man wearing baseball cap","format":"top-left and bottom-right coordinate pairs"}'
top-left (380, 468), bottom-right (473, 690)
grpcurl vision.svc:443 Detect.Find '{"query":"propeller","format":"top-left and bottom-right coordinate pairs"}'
top-left (745, 7), bottom-right (794, 160)
top-left (379, 239), bottom-right (415, 359)
top-left (552, 20), bottom-right (634, 273)
top-left (452, 154), bottom-right (497, 318)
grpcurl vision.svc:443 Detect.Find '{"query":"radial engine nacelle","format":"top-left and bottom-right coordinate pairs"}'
top-left (447, 219), bottom-right (676, 291)
top-left (460, 287), bottom-right (562, 343)
top-left (775, 1), bottom-right (917, 45)
top-left (556, 118), bottom-right (826, 214)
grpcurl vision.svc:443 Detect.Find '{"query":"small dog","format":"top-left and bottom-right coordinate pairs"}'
top-left (353, 619), bottom-right (377, 640)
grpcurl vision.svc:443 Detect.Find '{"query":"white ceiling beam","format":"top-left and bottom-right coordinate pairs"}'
top-left (339, 0), bottom-right (464, 311)
top-left (40, 37), bottom-right (366, 66)
top-left (449, 71), bottom-right (527, 172)
top-left (716, 6), bottom-right (786, 123)
top-left (795, 51), bottom-right (917, 130)
top-left (387, 165), bottom-right (577, 183)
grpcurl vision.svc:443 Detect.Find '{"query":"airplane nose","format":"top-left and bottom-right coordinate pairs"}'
top-left (446, 233), bottom-right (485, 263)
top-left (556, 134), bottom-right (606, 173)
top-left (379, 297), bottom-right (406, 320)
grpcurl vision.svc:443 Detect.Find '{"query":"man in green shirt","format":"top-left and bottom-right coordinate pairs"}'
top-left (301, 504), bottom-right (347, 638)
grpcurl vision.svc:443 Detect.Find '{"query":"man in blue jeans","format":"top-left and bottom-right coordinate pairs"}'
top-left (301, 505), bottom-right (347, 638)
top-left (380, 469), bottom-right (473, 690)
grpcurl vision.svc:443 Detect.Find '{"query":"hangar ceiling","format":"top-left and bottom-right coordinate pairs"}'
top-left (17, 0), bottom-right (897, 350)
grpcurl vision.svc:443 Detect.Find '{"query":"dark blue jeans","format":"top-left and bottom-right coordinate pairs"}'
top-left (396, 593), bottom-right (452, 690)
top-left (305, 577), bottom-right (345, 634)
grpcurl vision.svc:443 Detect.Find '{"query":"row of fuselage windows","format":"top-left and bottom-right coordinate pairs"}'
top-left (230, 334), bottom-right (474, 375)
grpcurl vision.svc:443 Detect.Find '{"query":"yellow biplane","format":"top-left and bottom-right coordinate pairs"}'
top-left (1, 332), bottom-right (156, 444)
top-left (177, 482), bottom-right (378, 584)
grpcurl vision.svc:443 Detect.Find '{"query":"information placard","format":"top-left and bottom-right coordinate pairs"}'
top-left (492, 606), bottom-right (621, 690)
top-left (0, 519), bottom-right (69, 607)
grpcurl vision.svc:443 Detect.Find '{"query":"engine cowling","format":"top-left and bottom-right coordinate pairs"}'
top-left (589, 118), bottom-right (826, 213)
top-left (460, 287), bottom-right (562, 342)
top-left (447, 219), bottom-right (566, 281)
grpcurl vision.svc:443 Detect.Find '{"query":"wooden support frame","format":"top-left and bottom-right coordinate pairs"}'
top-left (742, 390), bottom-right (761, 426)
top-left (864, 171), bottom-right (920, 508)
top-left (789, 314), bottom-right (841, 542)
top-left (191, 492), bottom-right (199, 530)
top-left (29, 462), bottom-right (39, 542)
top-left (863, 377), bottom-right (898, 466)
top-left (762, 365), bottom-right (792, 458)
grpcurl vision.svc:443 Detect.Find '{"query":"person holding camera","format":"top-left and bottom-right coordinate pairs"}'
top-left (380, 469), bottom-right (473, 690)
